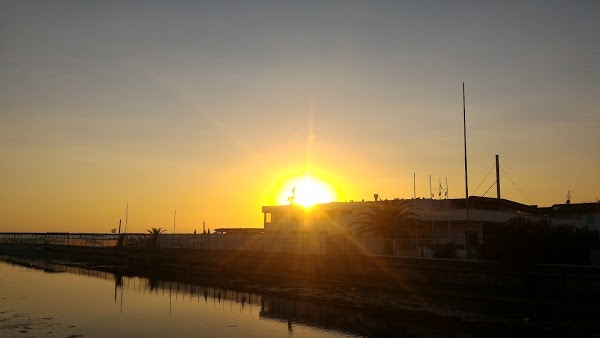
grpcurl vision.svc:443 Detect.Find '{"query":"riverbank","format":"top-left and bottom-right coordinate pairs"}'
top-left (0, 256), bottom-right (549, 338)
top-left (2, 244), bottom-right (600, 336)
top-left (1, 253), bottom-right (599, 337)
top-left (2, 243), bottom-right (600, 301)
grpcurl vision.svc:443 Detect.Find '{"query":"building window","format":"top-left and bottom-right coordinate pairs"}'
top-left (265, 213), bottom-right (272, 223)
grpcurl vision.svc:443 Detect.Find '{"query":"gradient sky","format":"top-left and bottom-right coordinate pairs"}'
top-left (1, 1), bottom-right (599, 233)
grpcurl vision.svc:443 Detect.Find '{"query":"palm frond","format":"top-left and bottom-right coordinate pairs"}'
top-left (352, 200), bottom-right (420, 238)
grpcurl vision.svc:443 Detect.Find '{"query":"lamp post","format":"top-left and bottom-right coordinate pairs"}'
top-left (172, 210), bottom-right (176, 248)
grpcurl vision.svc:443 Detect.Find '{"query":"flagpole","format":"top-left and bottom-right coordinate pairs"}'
top-left (413, 173), bottom-right (416, 199)
top-left (172, 210), bottom-right (176, 248)
top-left (463, 82), bottom-right (471, 257)
top-left (429, 175), bottom-right (433, 199)
top-left (124, 203), bottom-right (129, 234)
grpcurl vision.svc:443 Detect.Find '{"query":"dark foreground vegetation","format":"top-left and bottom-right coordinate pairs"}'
top-left (482, 217), bottom-right (600, 265)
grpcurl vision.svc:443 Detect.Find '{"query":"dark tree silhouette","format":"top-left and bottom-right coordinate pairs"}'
top-left (481, 216), bottom-right (597, 264)
top-left (352, 199), bottom-right (420, 238)
top-left (146, 227), bottom-right (166, 247)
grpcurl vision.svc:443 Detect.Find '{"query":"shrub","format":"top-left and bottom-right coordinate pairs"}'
top-left (480, 217), bottom-right (596, 265)
top-left (431, 241), bottom-right (462, 258)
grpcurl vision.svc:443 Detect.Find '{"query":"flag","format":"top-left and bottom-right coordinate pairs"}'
top-left (111, 228), bottom-right (116, 234)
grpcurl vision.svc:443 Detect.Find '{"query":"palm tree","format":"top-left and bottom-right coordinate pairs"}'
top-left (351, 199), bottom-right (420, 238)
top-left (147, 227), bottom-right (166, 248)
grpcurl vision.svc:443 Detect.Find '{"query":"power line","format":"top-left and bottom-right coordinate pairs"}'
top-left (473, 164), bottom-right (496, 195)
top-left (482, 181), bottom-right (496, 197)
top-left (500, 166), bottom-right (533, 204)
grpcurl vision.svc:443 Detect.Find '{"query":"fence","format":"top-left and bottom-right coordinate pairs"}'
top-left (0, 232), bottom-right (119, 247)
top-left (0, 232), bottom-right (455, 257)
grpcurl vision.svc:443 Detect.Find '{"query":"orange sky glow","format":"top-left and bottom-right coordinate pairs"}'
top-left (1, 2), bottom-right (598, 233)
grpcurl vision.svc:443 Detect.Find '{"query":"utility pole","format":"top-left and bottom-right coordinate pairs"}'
top-left (463, 82), bottom-right (471, 257)
top-left (496, 155), bottom-right (501, 199)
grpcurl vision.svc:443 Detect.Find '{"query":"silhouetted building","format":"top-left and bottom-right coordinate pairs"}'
top-left (262, 196), bottom-right (581, 258)
top-left (538, 202), bottom-right (600, 233)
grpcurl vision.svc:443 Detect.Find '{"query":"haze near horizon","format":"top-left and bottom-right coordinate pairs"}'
top-left (1, 1), bottom-right (598, 233)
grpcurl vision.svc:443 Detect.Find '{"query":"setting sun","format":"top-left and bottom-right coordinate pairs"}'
top-left (277, 174), bottom-right (337, 208)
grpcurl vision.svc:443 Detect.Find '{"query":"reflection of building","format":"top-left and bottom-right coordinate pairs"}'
top-left (259, 294), bottom-right (453, 337)
top-left (259, 295), bottom-right (367, 335)
top-left (262, 196), bottom-right (582, 257)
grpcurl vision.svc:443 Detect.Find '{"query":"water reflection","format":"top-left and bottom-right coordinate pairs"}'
top-left (0, 257), bottom-right (526, 337)
top-left (2, 257), bottom-right (357, 337)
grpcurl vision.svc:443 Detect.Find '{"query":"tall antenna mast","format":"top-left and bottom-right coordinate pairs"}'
top-left (463, 82), bottom-right (471, 255)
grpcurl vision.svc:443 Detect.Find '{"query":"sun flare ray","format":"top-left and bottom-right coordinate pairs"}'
top-left (277, 174), bottom-right (336, 207)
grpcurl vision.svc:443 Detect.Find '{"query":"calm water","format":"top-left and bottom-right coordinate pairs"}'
top-left (0, 258), bottom-right (357, 338)
top-left (3, 256), bottom-right (596, 337)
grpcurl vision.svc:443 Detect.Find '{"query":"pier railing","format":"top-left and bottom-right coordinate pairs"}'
top-left (0, 232), bottom-right (451, 257)
top-left (0, 232), bottom-right (120, 247)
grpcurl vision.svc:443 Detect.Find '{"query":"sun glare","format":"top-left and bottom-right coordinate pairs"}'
top-left (277, 174), bottom-right (336, 208)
